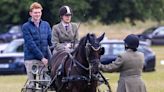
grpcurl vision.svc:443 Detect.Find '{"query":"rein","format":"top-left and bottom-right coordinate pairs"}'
top-left (59, 53), bottom-right (99, 88)
top-left (70, 56), bottom-right (90, 71)
top-left (61, 42), bottom-right (101, 83)
top-left (49, 33), bottom-right (112, 92)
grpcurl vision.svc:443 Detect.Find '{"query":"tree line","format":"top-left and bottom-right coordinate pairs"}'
top-left (0, 0), bottom-right (164, 28)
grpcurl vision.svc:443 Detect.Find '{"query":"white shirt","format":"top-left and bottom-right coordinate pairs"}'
top-left (61, 21), bottom-right (72, 31)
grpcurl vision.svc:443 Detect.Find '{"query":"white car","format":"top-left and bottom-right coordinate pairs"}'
top-left (0, 43), bottom-right (9, 53)
top-left (0, 39), bottom-right (25, 74)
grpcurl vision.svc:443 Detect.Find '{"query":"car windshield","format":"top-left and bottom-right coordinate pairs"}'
top-left (9, 26), bottom-right (21, 33)
top-left (3, 39), bottom-right (23, 53)
top-left (102, 43), bottom-right (124, 55)
top-left (153, 27), bottom-right (164, 35)
top-left (142, 27), bottom-right (157, 34)
top-left (102, 43), bottom-right (150, 55)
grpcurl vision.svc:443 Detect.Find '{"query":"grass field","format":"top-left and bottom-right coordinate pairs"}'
top-left (0, 21), bottom-right (164, 92)
top-left (1, 46), bottom-right (164, 92)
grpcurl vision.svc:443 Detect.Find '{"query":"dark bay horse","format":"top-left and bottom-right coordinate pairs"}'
top-left (50, 33), bottom-right (105, 92)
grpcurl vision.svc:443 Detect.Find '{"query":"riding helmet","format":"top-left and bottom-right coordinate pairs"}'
top-left (59, 5), bottom-right (72, 16)
top-left (124, 34), bottom-right (139, 49)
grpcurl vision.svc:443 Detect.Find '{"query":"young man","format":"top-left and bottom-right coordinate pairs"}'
top-left (99, 34), bottom-right (147, 92)
top-left (51, 5), bottom-right (79, 54)
top-left (22, 2), bottom-right (52, 90)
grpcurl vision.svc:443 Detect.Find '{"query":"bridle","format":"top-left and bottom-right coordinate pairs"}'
top-left (84, 40), bottom-right (101, 80)
top-left (44, 33), bottom-right (112, 92)
top-left (58, 40), bottom-right (101, 86)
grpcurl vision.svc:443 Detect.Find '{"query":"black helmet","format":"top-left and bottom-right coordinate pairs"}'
top-left (124, 34), bottom-right (139, 49)
top-left (59, 5), bottom-right (72, 16)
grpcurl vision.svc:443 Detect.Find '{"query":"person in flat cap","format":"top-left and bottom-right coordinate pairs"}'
top-left (51, 5), bottom-right (79, 54)
top-left (99, 34), bottom-right (147, 92)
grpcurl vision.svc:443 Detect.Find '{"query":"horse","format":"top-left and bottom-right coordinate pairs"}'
top-left (49, 33), bottom-right (105, 92)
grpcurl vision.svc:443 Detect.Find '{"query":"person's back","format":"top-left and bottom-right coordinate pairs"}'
top-left (116, 49), bottom-right (146, 92)
top-left (99, 34), bottom-right (147, 92)
top-left (119, 50), bottom-right (144, 77)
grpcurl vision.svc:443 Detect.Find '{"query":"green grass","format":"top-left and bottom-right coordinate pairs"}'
top-left (79, 20), bottom-right (164, 39)
top-left (0, 46), bottom-right (164, 92)
top-left (0, 22), bottom-right (164, 92)
top-left (0, 75), bottom-right (26, 92)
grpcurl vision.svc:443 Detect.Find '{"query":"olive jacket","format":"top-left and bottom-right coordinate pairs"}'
top-left (99, 49), bottom-right (147, 92)
top-left (51, 22), bottom-right (78, 53)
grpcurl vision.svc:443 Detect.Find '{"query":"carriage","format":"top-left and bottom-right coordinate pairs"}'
top-left (21, 33), bottom-right (112, 92)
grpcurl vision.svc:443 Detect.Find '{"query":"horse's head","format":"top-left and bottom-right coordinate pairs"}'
top-left (50, 33), bottom-right (105, 92)
top-left (84, 33), bottom-right (105, 74)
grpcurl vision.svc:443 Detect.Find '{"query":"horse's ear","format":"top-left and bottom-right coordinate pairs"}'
top-left (86, 33), bottom-right (90, 39)
top-left (97, 32), bottom-right (105, 42)
top-left (86, 33), bottom-right (91, 43)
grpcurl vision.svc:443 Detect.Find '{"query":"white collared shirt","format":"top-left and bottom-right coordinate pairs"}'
top-left (61, 21), bottom-right (71, 31)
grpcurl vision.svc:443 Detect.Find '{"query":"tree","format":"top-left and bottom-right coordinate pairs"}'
top-left (0, 0), bottom-right (164, 29)
top-left (0, 0), bottom-right (33, 25)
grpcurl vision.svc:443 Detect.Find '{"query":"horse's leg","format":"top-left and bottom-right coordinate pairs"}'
top-left (72, 88), bottom-right (77, 92)
top-left (86, 82), bottom-right (97, 92)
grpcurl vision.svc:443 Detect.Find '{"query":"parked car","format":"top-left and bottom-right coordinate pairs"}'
top-left (100, 39), bottom-right (156, 72)
top-left (138, 26), bottom-right (164, 45)
top-left (0, 43), bottom-right (9, 53)
top-left (0, 39), bottom-right (25, 74)
top-left (0, 25), bottom-right (22, 43)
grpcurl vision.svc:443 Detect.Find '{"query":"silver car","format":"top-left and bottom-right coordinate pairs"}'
top-left (0, 39), bottom-right (25, 74)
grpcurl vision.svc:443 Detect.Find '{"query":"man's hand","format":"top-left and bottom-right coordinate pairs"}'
top-left (41, 58), bottom-right (48, 66)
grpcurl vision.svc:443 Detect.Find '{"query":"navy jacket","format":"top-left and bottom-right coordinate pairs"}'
top-left (22, 19), bottom-right (52, 61)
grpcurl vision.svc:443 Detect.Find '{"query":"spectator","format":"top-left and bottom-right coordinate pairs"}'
top-left (22, 2), bottom-right (52, 91)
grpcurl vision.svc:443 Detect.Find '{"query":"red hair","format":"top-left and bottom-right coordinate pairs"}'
top-left (30, 2), bottom-right (43, 12)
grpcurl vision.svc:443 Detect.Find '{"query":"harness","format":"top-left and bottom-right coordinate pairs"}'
top-left (61, 53), bottom-right (97, 84)
top-left (47, 38), bottom-right (112, 92)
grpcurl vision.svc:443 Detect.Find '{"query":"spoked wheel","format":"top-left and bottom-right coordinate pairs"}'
top-left (21, 87), bottom-right (38, 92)
top-left (21, 79), bottom-right (51, 92)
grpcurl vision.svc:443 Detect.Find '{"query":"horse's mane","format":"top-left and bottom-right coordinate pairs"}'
top-left (74, 33), bottom-right (96, 53)
top-left (50, 33), bottom-right (105, 92)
